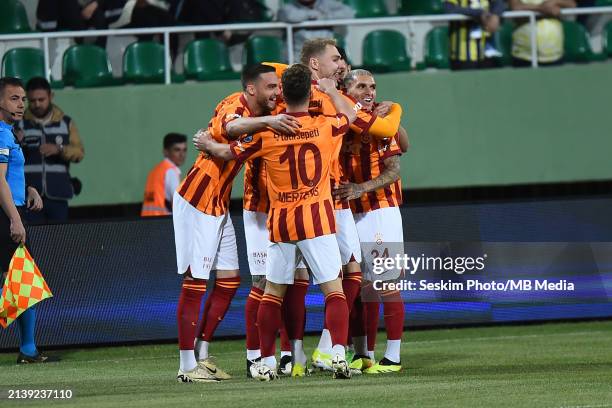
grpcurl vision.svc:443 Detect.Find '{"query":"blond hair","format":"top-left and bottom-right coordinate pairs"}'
top-left (300, 38), bottom-right (337, 66)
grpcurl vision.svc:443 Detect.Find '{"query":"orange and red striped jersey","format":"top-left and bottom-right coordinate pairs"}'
top-left (343, 130), bottom-right (403, 214)
top-left (243, 158), bottom-right (269, 213)
top-left (177, 92), bottom-right (252, 216)
top-left (230, 112), bottom-right (350, 242)
top-left (278, 84), bottom-right (377, 210)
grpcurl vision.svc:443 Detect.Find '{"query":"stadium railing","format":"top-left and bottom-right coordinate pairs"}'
top-left (1, 6), bottom-right (611, 84)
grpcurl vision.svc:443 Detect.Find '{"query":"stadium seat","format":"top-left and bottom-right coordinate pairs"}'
top-left (184, 38), bottom-right (239, 81)
top-left (0, 0), bottom-right (32, 34)
top-left (362, 30), bottom-right (411, 73)
top-left (1, 48), bottom-right (45, 84)
top-left (562, 21), bottom-right (597, 63)
top-left (123, 42), bottom-right (166, 84)
top-left (244, 36), bottom-right (285, 65)
top-left (605, 21), bottom-right (612, 58)
top-left (424, 26), bottom-right (449, 69)
top-left (596, 0), bottom-right (612, 5)
top-left (63, 45), bottom-right (118, 88)
top-left (495, 20), bottom-right (514, 66)
top-left (343, 0), bottom-right (389, 18)
top-left (398, 0), bottom-right (444, 15)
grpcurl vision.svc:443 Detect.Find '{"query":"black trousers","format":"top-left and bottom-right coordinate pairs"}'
top-left (1, 207), bottom-right (24, 272)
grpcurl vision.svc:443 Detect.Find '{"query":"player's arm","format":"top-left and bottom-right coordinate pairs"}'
top-left (318, 78), bottom-right (357, 124)
top-left (226, 114), bottom-right (301, 137)
top-left (0, 163), bottom-right (25, 244)
top-left (194, 130), bottom-right (234, 161)
top-left (333, 155), bottom-right (401, 201)
top-left (397, 126), bottom-right (410, 153)
top-left (358, 103), bottom-right (403, 140)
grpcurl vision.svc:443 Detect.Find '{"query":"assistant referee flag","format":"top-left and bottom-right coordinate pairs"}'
top-left (0, 245), bottom-right (53, 328)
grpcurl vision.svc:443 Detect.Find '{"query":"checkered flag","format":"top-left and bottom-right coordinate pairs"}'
top-left (0, 244), bottom-right (53, 328)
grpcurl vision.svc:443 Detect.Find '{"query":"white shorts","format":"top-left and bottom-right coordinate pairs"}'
top-left (243, 210), bottom-right (269, 276)
top-left (354, 207), bottom-right (404, 282)
top-left (265, 234), bottom-right (341, 285)
top-left (335, 208), bottom-right (362, 264)
top-left (173, 192), bottom-right (239, 280)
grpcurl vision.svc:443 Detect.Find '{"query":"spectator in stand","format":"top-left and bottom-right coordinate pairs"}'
top-left (141, 133), bottom-right (187, 217)
top-left (510, 0), bottom-right (577, 67)
top-left (108, 1), bottom-right (178, 58)
top-left (278, 0), bottom-right (355, 59)
top-left (36, 0), bottom-right (128, 48)
top-left (444, 0), bottom-right (506, 70)
top-left (175, 0), bottom-right (268, 45)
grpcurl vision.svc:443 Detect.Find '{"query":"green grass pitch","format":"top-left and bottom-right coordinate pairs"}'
top-left (1, 320), bottom-right (612, 407)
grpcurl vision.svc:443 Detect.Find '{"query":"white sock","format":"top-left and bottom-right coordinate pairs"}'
top-left (332, 344), bottom-right (346, 361)
top-left (179, 350), bottom-right (197, 372)
top-left (291, 340), bottom-right (307, 365)
top-left (195, 339), bottom-right (209, 361)
top-left (247, 349), bottom-right (261, 361)
top-left (367, 350), bottom-right (375, 360)
top-left (353, 336), bottom-right (367, 356)
top-left (262, 355), bottom-right (277, 370)
top-left (317, 329), bottom-right (333, 353)
top-left (280, 350), bottom-right (291, 358)
top-left (384, 339), bottom-right (401, 363)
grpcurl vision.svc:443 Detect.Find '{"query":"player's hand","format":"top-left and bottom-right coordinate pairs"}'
top-left (10, 218), bottom-right (26, 244)
top-left (39, 143), bottom-right (61, 157)
top-left (373, 101), bottom-right (393, 117)
top-left (265, 114), bottom-right (301, 135)
top-left (26, 186), bottom-right (43, 212)
top-left (333, 181), bottom-right (364, 201)
top-left (193, 129), bottom-right (212, 152)
top-left (317, 78), bottom-right (338, 95)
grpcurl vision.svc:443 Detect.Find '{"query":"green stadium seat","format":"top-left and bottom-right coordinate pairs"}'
top-left (495, 20), bottom-right (514, 66)
top-left (605, 21), bottom-right (612, 58)
top-left (184, 39), bottom-right (239, 81)
top-left (398, 0), bottom-right (444, 15)
top-left (424, 26), bottom-right (449, 69)
top-left (0, 0), bottom-right (32, 34)
top-left (244, 36), bottom-right (285, 66)
top-left (362, 30), bottom-right (411, 73)
top-left (562, 21), bottom-right (597, 63)
top-left (343, 0), bottom-right (389, 18)
top-left (123, 42), bottom-right (165, 84)
top-left (595, 0), bottom-right (612, 5)
top-left (1, 48), bottom-right (45, 84)
top-left (63, 45), bottom-right (118, 88)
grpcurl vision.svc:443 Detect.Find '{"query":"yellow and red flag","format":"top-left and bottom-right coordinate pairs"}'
top-left (0, 245), bottom-right (53, 328)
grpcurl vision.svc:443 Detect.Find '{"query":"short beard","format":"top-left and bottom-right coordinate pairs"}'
top-left (33, 105), bottom-right (52, 119)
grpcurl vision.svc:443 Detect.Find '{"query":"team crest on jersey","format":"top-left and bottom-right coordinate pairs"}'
top-left (375, 232), bottom-right (384, 245)
top-left (55, 135), bottom-right (63, 145)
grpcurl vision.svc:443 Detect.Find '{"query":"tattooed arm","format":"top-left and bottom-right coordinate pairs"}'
top-left (333, 155), bottom-right (401, 201)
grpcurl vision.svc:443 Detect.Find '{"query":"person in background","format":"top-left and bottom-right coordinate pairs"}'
top-left (17, 77), bottom-right (85, 224)
top-left (278, 0), bottom-right (354, 59)
top-left (510, 0), bottom-right (576, 66)
top-left (444, 0), bottom-right (506, 70)
top-left (0, 77), bottom-right (52, 364)
top-left (36, 0), bottom-right (117, 48)
top-left (141, 133), bottom-right (187, 217)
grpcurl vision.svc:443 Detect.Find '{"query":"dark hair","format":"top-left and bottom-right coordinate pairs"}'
top-left (164, 133), bottom-right (187, 149)
top-left (241, 64), bottom-right (277, 90)
top-left (0, 77), bottom-right (24, 97)
top-left (337, 46), bottom-right (350, 65)
top-left (25, 77), bottom-right (51, 94)
top-left (300, 38), bottom-right (337, 66)
top-left (281, 64), bottom-right (312, 106)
